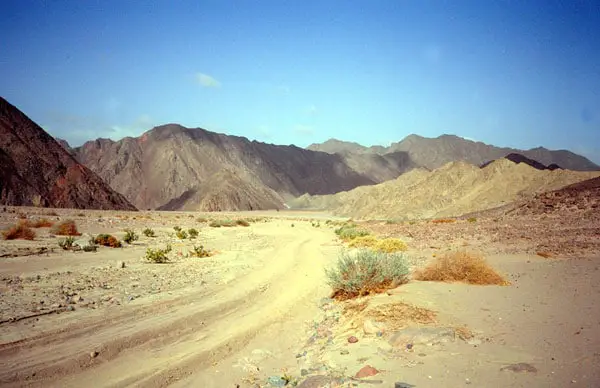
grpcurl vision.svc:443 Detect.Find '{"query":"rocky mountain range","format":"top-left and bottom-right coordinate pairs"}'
top-left (0, 97), bottom-right (136, 210)
top-left (308, 135), bottom-right (599, 171)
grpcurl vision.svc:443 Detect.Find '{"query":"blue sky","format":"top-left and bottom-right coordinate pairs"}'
top-left (2, 0), bottom-right (600, 162)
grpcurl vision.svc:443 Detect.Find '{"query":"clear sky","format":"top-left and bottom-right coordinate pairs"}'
top-left (2, 0), bottom-right (600, 162)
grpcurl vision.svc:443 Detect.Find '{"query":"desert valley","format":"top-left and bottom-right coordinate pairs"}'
top-left (1, 92), bottom-right (600, 388)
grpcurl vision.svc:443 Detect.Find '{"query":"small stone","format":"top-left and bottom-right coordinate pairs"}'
top-left (266, 376), bottom-right (287, 387)
top-left (67, 305), bottom-right (75, 311)
top-left (297, 375), bottom-right (333, 388)
top-left (406, 343), bottom-right (413, 350)
top-left (363, 319), bottom-right (381, 335)
top-left (340, 349), bottom-right (349, 355)
top-left (90, 351), bottom-right (98, 358)
top-left (117, 261), bottom-right (126, 269)
top-left (348, 336), bottom-right (359, 343)
top-left (75, 295), bottom-right (84, 303)
top-left (355, 365), bottom-right (379, 378)
top-left (395, 383), bottom-right (415, 388)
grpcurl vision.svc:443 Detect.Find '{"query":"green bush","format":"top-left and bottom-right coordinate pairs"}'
top-left (334, 223), bottom-right (369, 241)
top-left (188, 228), bottom-right (199, 239)
top-left (145, 244), bottom-right (172, 264)
top-left (190, 244), bottom-right (211, 258)
top-left (58, 236), bottom-right (76, 250)
top-left (173, 226), bottom-right (182, 232)
top-left (143, 228), bottom-right (156, 237)
top-left (176, 229), bottom-right (188, 239)
top-left (325, 249), bottom-right (409, 300)
top-left (123, 229), bottom-right (138, 244)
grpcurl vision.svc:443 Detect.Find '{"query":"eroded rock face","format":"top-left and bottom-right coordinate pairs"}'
top-left (0, 97), bottom-right (136, 210)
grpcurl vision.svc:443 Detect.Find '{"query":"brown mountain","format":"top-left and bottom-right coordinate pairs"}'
top-left (0, 97), bottom-right (136, 210)
top-left (72, 124), bottom-right (416, 210)
top-left (308, 134), bottom-right (599, 171)
top-left (480, 153), bottom-right (562, 170)
top-left (290, 158), bottom-right (600, 220)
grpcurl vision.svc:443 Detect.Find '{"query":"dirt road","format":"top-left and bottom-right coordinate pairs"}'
top-left (0, 218), bottom-right (340, 387)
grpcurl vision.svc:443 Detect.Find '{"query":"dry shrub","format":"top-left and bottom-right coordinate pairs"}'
top-left (94, 234), bottom-right (122, 248)
top-left (326, 249), bottom-right (409, 300)
top-left (431, 218), bottom-right (456, 224)
top-left (2, 223), bottom-right (36, 240)
top-left (365, 302), bottom-right (437, 330)
top-left (348, 235), bottom-right (379, 249)
top-left (454, 325), bottom-right (474, 340)
top-left (376, 238), bottom-right (407, 253)
top-left (236, 219), bottom-right (250, 227)
top-left (30, 218), bottom-right (54, 228)
top-left (536, 251), bottom-right (553, 258)
top-left (51, 219), bottom-right (82, 236)
top-left (413, 250), bottom-right (508, 285)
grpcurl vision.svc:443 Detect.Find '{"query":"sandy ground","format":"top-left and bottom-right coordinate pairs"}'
top-left (0, 207), bottom-right (599, 387)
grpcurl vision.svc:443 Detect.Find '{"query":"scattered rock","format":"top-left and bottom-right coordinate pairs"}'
top-left (355, 365), bottom-right (379, 378)
top-left (117, 261), bottom-right (126, 269)
top-left (340, 349), bottom-right (349, 355)
top-left (66, 305), bottom-right (75, 311)
top-left (395, 383), bottom-right (415, 388)
top-left (90, 351), bottom-right (98, 358)
top-left (348, 336), bottom-right (358, 343)
top-left (297, 375), bottom-right (333, 388)
top-left (500, 363), bottom-right (537, 373)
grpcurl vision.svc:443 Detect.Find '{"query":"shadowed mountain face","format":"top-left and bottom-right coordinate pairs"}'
top-left (308, 134), bottom-right (599, 171)
top-left (73, 124), bottom-right (416, 210)
top-left (0, 97), bottom-right (136, 210)
top-left (480, 153), bottom-right (562, 170)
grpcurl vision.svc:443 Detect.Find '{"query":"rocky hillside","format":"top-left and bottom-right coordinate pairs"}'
top-left (308, 134), bottom-right (599, 171)
top-left (72, 124), bottom-right (417, 210)
top-left (0, 97), bottom-right (136, 210)
top-left (290, 159), bottom-right (600, 220)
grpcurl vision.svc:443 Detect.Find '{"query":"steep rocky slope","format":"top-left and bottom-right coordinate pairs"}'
top-left (0, 97), bottom-right (136, 210)
top-left (73, 124), bottom-right (416, 210)
top-left (308, 134), bottom-right (599, 171)
top-left (290, 159), bottom-right (600, 220)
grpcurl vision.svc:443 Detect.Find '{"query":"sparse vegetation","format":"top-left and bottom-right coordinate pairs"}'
top-left (325, 249), bottom-right (409, 300)
top-left (30, 218), bottom-right (54, 228)
top-left (536, 251), bottom-right (553, 258)
top-left (189, 244), bottom-right (211, 258)
top-left (176, 229), bottom-right (188, 239)
top-left (431, 218), bottom-right (456, 224)
top-left (173, 226), bottom-right (182, 232)
top-left (376, 238), bottom-right (408, 253)
top-left (196, 217), bottom-right (208, 223)
top-left (2, 223), bottom-right (36, 240)
top-left (58, 236), bottom-right (76, 250)
top-left (82, 244), bottom-right (98, 252)
top-left (467, 217), bottom-right (477, 223)
top-left (145, 245), bottom-right (172, 263)
top-left (334, 223), bottom-right (370, 241)
top-left (188, 228), bottom-right (199, 239)
top-left (123, 229), bottom-right (138, 244)
top-left (93, 234), bottom-right (122, 248)
top-left (348, 235), bottom-right (379, 249)
top-left (51, 219), bottom-right (82, 236)
top-left (142, 228), bottom-right (156, 237)
top-left (413, 250), bottom-right (508, 285)
top-left (236, 219), bottom-right (250, 227)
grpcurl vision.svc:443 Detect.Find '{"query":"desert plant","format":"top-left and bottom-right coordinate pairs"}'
top-left (30, 218), bottom-right (54, 228)
top-left (145, 245), bottom-right (172, 263)
top-left (431, 218), bottom-right (456, 224)
top-left (188, 228), bottom-right (199, 239)
top-left (209, 219), bottom-right (236, 227)
top-left (82, 244), bottom-right (98, 252)
top-left (325, 249), bottom-right (409, 300)
top-left (348, 235), bottom-right (379, 249)
top-left (376, 238), bottom-right (408, 253)
top-left (58, 236), bottom-right (76, 250)
top-left (176, 229), bottom-right (188, 239)
top-left (51, 219), bottom-right (82, 236)
top-left (142, 228), bottom-right (156, 237)
top-left (413, 251), bottom-right (508, 285)
top-left (123, 229), bottom-right (139, 244)
top-left (2, 223), bottom-right (36, 240)
top-left (334, 224), bottom-right (369, 241)
top-left (93, 234), bottom-right (122, 248)
top-left (236, 219), bottom-right (250, 227)
top-left (467, 217), bottom-right (477, 223)
top-left (189, 244), bottom-right (211, 258)
top-left (173, 225), bottom-right (182, 232)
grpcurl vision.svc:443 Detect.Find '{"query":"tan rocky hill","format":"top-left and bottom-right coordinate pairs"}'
top-left (73, 124), bottom-right (416, 210)
top-left (0, 97), bottom-right (136, 210)
top-left (308, 134), bottom-right (599, 171)
top-left (290, 159), bottom-right (600, 220)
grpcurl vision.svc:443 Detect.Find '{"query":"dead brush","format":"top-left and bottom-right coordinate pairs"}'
top-left (536, 251), bottom-right (553, 258)
top-left (51, 219), bottom-right (82, 236)
top-left (2, 223), bottom-right (36, 240)
top-left (413, 250), bottom-right (509, 285)
top-left (30, 218), bottom-right (54, 228)
top-left (431, 218), bottom-right (456, 224)
top-left (364, 302), bottom-right (437, 331)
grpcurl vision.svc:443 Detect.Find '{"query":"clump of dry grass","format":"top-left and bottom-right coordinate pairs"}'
top-left (2, 223), bottom-right (36, 240)
top-left (431, 218), bottom-right (456, 224)
top-left (51, 219), bottom-right (82, 236)
top-left (536, 251), bottom-right (553, 258)
top-left (413, 250), bottom-right (508, 285)
top-left (93, 234), bottom-right (122, 248)
top-left (348, 236), bottom-right (408, 253)
top-left (26, 218), bottom-right (55, 228)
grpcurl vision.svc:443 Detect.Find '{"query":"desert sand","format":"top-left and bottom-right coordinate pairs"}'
top-left (0, 207), bottom-right (599, 387)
